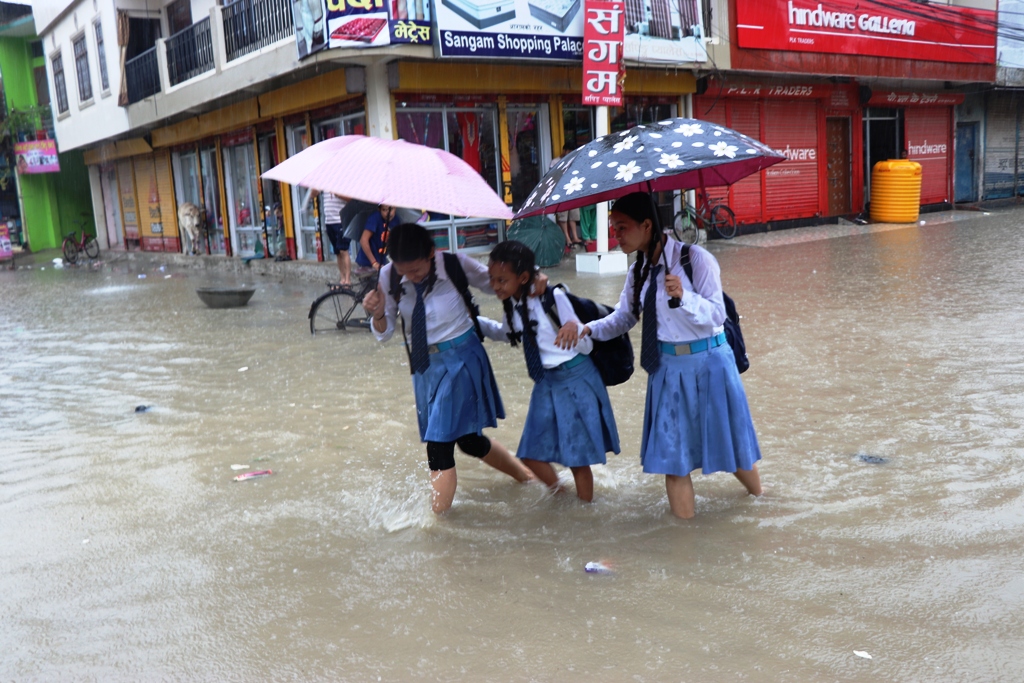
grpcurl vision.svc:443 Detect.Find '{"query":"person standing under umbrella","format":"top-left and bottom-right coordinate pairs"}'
top-left (321, 191), bottom-right (351, 284)
top-left (362, 223), bottom-right (536, 513)
top-left (560, 192), bottom-right (762, 518)
top-left (356, 204), bottom-right (396, 271)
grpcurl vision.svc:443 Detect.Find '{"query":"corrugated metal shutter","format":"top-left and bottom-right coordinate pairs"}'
top-left (763, 100), bottom-right (819, 220)
top-left (117, 159), bottom-right (139, 241)
top-left (727, 100), bottom-right (764, 224)
top-left (983, 94), bottom-right (1019, 200)
top-left (133, 154), bottom-right (163, 251)
top-left (905, 108), bottom-right (951, 205)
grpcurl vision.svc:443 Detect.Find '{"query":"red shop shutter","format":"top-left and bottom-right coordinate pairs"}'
top-left (727, 100), bottom-right (764, 224)
top-left (762, 100), bottom-right (820, 221)
top-left (905, 108), bottom-right (951, 205)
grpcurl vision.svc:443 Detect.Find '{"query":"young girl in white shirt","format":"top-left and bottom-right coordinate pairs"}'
top-left (480, 241), bottom-right (620, 502)
top-left (362, 224), bottom-right (535, 513)
top-left (562, 192), bottom-right (762, 518)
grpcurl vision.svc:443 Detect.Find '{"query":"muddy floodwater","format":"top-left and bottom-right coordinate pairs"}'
top-left (3, 210), bottom-right (1024, 682)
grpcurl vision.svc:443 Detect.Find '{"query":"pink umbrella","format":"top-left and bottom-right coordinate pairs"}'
top-left (261, 135), bottom-right (512, 220)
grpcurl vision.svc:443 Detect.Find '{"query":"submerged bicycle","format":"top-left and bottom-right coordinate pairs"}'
top-left (308, 272), bottom-right (378, 334)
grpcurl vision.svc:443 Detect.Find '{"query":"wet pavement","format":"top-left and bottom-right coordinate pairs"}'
top-left (2, 206), bottom-right (1023, 681)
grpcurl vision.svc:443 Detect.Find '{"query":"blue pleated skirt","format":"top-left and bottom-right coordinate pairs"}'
top-left (517, 355), bottom-right (620, 468)
top-left (412, 334), bottom-right (505, 443)
top-left (641, 342), bottom-right (761, 476)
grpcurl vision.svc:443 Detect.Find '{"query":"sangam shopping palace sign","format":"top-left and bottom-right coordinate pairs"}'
top-left (736, 0), bottom-right (996, 64)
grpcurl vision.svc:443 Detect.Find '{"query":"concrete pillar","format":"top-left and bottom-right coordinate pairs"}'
top-left (595, 105), bottom-right (609, 253)
top-left (364, 59), bottom-right (394, 140)
top-left (87, 165), bottom-right (109, 250)
top-left (155, 38), bottom-right (171, 94)
top-left (210, 5), bottom-right (227, 74)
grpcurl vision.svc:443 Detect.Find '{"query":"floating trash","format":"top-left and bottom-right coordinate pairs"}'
top-left (853, 651), bottom-right (872, 660)
top-left (134, 405), bottom-right (151, 413)
top-left (585, 561), bottom-right (613, 575)
top-left (138, 274), bottom-right (147, 279)
top-left (230, 464), bottom-right (248, 471)
top-left (233, 469), bottom-right (272, 482)
top-left (238, 367), bottom-right (248, 372)
top-left (857, 454), bottom-right (887, 465)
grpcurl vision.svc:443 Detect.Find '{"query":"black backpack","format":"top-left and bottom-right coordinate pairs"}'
top-left (389, 252), bottom-right (484, 374)
top-left (540, 285), bottom-right (634, 386)
top-left (679, 245), bottom-right (749, 374)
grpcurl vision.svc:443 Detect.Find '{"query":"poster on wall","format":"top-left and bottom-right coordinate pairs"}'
top-left (622, 0), bottom-right (707, 64)
top-left (14, 140), bottom-right (60, 174)
top-left (582, 0), bottom-right (624, 106)
top-left (434, 0), bottom-right (585, 59)
top-left (294, 0), bottom-right (432, 58)
top-left (735, 0), bottom-right (996, 65)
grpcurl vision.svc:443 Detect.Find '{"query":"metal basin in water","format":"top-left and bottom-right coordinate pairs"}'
top-left (195, 287), bottom-right (256, 308)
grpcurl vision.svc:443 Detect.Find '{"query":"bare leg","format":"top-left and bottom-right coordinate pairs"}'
top-left (570, 466), bottom-right (593, 502)
top-left (733, 463), bottom-right (762, 496)
top-left (523, 459), bottom-right (562, 492)
top-left (665, 474), bottom-right (695, 519)
top-left (558, 220), bottom-right (571, 249)
top-left (430, 468), bottom-right (457, 514)
top-left (480, 439), bottom-right (536, 482)
top-left (569, 219), bottom-right (581, 244)
top-left (337, 251), bottom-right (351, 285)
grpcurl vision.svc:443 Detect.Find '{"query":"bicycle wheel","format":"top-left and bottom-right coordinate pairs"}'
top-left (673, 207), bottom-right (699, 244)
top-left (710, 204), bottom-right (738, 240)
top-left (62, 238), bottom-right (79, 264)
top-left (84, 236), bottom-right (100, 259)
top-left (309, 289), bottom-right (360, 334)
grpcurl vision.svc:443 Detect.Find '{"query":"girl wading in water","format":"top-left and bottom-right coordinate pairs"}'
top-left (560, 193), bottom-right (762, 518)
top-left (362, 223), bottom-right (535, 513)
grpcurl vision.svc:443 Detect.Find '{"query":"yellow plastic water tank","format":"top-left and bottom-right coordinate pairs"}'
top-left (870, 160), bottom-right (922, 223)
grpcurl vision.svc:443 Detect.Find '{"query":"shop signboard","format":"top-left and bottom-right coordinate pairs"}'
top-left (434, 0), bottom-right (585, 59)
top-left (865, 91), bottom-right (965, 108)
top-left (735, 0), bottom-right (996, 65)
top-left (294, 0), bottom-right (432, 59)
top-left (14, 139), bottom-right (60, 174)
top-left (622, 0), bottom-right (707, 64)
top-left (582, 1), bottom-right (624, 106)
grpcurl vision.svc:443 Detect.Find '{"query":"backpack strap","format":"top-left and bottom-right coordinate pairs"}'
top-left (679, 243), bottom-right (694, 285)
top-left (443, 252), bottom-right (484, 340)
top-left (539, 284), bottom-right (564, 328)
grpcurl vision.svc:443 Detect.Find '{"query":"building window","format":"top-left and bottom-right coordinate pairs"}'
top-left (51, 52), bottom-right (69, 114)
top-left (72, 34), bottom-right (93, 102)
top-left (30, 40), bottom-right (44, 58)
top-left (94, 21), bottom-right (109, 92)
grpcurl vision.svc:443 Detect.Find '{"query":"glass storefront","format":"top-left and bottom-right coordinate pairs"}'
top-left (199, 146), bottom-right (226, 254)
top-left (562, 105), bottom-right (595, 151)
top-left (286, 123), bottom-right (320, 261)
top-left (396, 103), bottom-right (503, 253)
top-left (223, 137), bottom-right (262, 258)
top-left (171, 149), bottom-right (202, 254)
top-left (507, 104), bottom-right (550, 212)
top-left (258, 132), bottom-right (285, 258)
top-left (311, 110), bottom-right (365, 260)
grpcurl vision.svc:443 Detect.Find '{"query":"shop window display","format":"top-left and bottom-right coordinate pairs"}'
top-left (223, 142), bottom-right (262, 258)
top-left (396, 104), bottom-right (502, 253)
top-left (199, 147), bottom-right (226, 254)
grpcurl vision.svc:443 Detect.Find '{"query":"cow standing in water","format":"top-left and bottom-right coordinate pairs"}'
top-left (178, 202), bottom-right (204, 255)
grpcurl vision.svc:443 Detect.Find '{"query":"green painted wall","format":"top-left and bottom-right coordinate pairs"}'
top-left (0, 33), bottom-right (94, 252)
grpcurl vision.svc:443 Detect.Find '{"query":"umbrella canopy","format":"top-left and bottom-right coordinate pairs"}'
top-left (262, 135), bottom-right (513, 220)
top-left (506, 216), bottom-right (566, 267)
top-left (514, 118), bottom-right (786, 218)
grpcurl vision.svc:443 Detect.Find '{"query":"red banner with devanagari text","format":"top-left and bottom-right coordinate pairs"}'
top-left (582, 0), bottom-right (625, 107)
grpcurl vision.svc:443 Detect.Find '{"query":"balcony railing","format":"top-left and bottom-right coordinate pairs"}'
top-left (223, 0), bottom-right (293, 62)
top-left (167, 16), bottom-right (215, 86)
top-left (125, 46), bottom-right (161, 104)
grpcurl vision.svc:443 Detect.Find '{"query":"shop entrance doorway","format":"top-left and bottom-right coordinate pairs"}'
top-left (258, 132), bottom-right (284, 258)
top-left (826, 117), bottom-right (852, 216)
top-left (507, 104), bottom-right (551, 212)
top-left (863, 108), bottom-right (904, 206)
top-left (100, 165), bottom-right (122, 250)
top-left (954, 122), bottom-right (978, 203)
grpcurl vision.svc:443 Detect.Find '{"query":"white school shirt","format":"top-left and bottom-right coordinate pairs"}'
top-left (479, 288), bottom-right (593, 368)
top-left (373, 252), bottom-right (494, 345)
top-left (587, 239), bottom-right (727, 344)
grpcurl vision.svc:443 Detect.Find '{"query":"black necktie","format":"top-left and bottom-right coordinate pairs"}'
top-left (640, 264), bottom-right (662, 374)
top-left (519, 301), bottom-right (546, 382)
top-left (410, 281), bottom-right (430, 374)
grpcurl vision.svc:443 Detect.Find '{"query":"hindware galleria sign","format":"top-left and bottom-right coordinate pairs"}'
top-left (735, 0), bottom-right (996, 65)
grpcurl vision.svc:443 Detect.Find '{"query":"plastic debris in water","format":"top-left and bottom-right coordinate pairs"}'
top-left (230, 464), bottom-right (248, 471)
top-left (853, 651), bottom-right (872, 660)
top-left (857, 454), bottom-right (887, 465)
top-left (238, 367), bottom-right (248, 372)
top-left (585, 561), bottom-right (613, 575)
top-left (233, 469), bottom-right (272, 482)
top-left (134, 405), bottom-right (151, 413)
top-left (138, 274), bottom-right (147, 279)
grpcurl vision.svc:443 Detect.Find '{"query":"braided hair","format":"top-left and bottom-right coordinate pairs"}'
top-left (488, 240), bottom-right (536, 348)
top-left (386, 223), bottom-right (437, 304)
top-left (611, 192), bottom-right (664, 317)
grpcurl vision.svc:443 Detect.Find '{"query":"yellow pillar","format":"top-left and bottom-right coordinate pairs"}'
top-left (497, 95), bottom-right (513, 207)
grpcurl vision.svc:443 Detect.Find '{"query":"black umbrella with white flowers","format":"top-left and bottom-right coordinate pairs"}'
top-left (514, 118), bottom-right (785, 219)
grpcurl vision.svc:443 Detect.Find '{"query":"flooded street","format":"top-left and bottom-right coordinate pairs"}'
top-left (3, 209), bottom-right (1023, 682)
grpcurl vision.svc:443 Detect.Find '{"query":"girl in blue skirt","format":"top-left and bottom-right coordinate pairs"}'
top-left (362, 224), bottom-right (535, 513)
top-left (562, 193), bottom-right (762, 518)
top-left (479, 241), bottom-right (620, 502)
